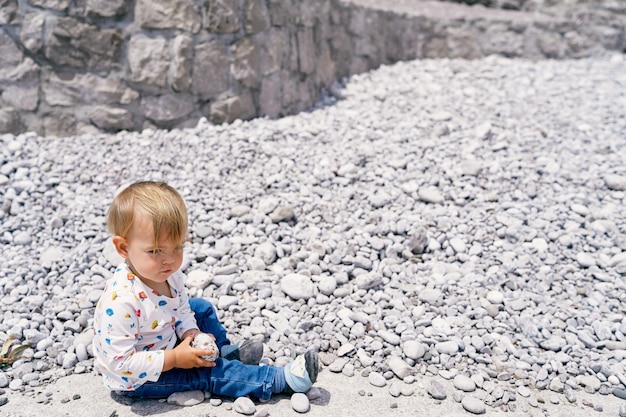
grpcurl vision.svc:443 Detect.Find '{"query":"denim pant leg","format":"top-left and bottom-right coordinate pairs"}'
top-left (124, 358), bottom-right (278, 400)
top-left (189, 298), bottom-right (231, 349)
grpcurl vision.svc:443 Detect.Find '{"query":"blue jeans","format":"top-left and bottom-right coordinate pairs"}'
top-left (120, 298), bottom-right (278, 400)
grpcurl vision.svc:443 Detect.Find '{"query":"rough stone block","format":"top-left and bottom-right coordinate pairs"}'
top-left (0, 108), bottom-right (20, 134)
top-left (44, 72), bottom-right (137, 107)
top-left (262, 29), bottom-right (286, 76)
top-left (44, 17), bottom-right (122, 70)
top-left (232, 37), bottom-right (262, 88)
top-left (315, 42), bottom-right (336, 87)
top-left (525, 26), bottom-right (564, 59)
top-left (297, 27), bottom-right (316, 75)
top-left (280, 69), bottom-right (298, 109)
top-left (128, 35), bottom-right (169, 87)
top-left (43, 111), bottom-right (76, 137)
top-left (205, 0), bottom-right (240, 33)
top-left (297, 1), bottom-right (318, 27)
top-left (2, 85), bottom-right (39, 112)
top-left (245, 0), bottom-right (270, 33)
top-left (385, 18), bottom-right (419, 62)
top-left (141, 94), bottom-right (195, 126)
top-left (447, 27), bottom-right (482, 59)
top-left (20, 12), bottom-right (45, 53)
top-left (82, 0), bottom-right (127, 17)
top-left (423, 36), bottom-right (449, 58)
top-left (267, 0), bottom-right (290, 26)
top-left (191, 41), bottom-right (229, 98)
top-left (0, 58), bottom-right (39, 84)
top-left (29, 0), bottom-right (70, 11)
top-left (330, 29), bottom-right (353, 76)
top-left (88, 106), bottom-right (134, 131)
top-left (0, 31), bottom-right (23, 67)
top-left (135, 0), bottom-right (201, 32)
top-left (0, 0), bottom-right (18, 24)
top-left (170, 34), bottom-right (193, 92)
top-left (481, 24), bottom-right (525, 56)
top-left (564, 30), bottom-right (595, 57)
top-left (259, 75), bottom-right (281, 118)
top-left (208, 92), bottom-right (256, 124)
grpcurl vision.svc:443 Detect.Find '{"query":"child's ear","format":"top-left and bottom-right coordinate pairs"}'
top-left (112, 236), bottom-right (129, 258)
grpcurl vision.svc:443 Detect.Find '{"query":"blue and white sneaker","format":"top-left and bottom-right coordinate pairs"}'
top-left (284, 350), bottom-right (319, 393)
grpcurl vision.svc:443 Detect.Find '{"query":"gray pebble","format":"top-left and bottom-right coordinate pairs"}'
top-left (167, 390), bottom-right (204, 406)
top-left (368, 372), bottom-right (387, 388)
top-left (454, 374), bottom-right (476, 392)
top-left (427, 380), bottom-right (446, 400)
top-left (462, 396), bottom-right (486, 414)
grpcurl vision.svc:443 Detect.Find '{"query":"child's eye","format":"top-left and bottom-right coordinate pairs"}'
top-left (149, 249), bottom-right (162, 254)
top-left (175, 244), bottom-right (185, 251)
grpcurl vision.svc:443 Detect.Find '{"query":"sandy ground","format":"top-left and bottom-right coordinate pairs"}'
top-left (1, 367), bottom-right (625, 417)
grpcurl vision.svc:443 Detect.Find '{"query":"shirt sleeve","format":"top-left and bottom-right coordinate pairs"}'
top-left (98, 294), bottom-right (165, 385)
top-left (172, 271), bottom-right (198, 339)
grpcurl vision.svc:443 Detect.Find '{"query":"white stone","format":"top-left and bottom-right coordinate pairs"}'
top-left (291, 392), bottom-right (310, 413)
top-left (233, 396), bottom-right (256, 415)
top-left (418, 187), bottom-right (444, 204)
top-left (454, 374), bottom-right (476, 392)
top-left (388, 356), bottom-right (415, 379)
top-left (403, 340), bottom-right (426, 360)
top-left (186, 269), bottom-right (212, 289)
top-left (576, 252), bottom-right (596, 268)
top-left (280, 273), bottom-right (315, 300)
top-left (167, 390), bottom-right (204, 407)
top-left (368, 372), bottom-right (387, 387)
top-left (462, 396), bottom-right (486, 414)
top-left (192, 333), bottom-right (219, 362)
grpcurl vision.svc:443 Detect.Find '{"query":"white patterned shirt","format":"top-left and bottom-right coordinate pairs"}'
top-left (93, 261), bottom-right (197, 390)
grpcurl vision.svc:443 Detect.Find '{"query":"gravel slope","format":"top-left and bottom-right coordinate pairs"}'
top-left (1, 53), bottom-right (626, 416)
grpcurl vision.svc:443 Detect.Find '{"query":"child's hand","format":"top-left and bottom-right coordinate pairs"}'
top-left (165, 335), bottom-right (216, 370)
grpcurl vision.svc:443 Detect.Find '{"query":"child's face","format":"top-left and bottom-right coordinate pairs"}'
top-left (115, 214), bottom-right (185, 286)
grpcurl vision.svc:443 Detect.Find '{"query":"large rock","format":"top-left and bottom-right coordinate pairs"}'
top-left (171, 34), bottom-right (192, 92)
top-left (29, 0), bottom-right (69, 11)
top-left (232, 37), bottom-right (262, 88)
top-left (82, 0), bottom-right (126, 17)
top-left (140, 94), bottom-right (195, 126)
top-left (43, 111), bottom-right (76, 137)
top-left (280, 273), bottom-right (315, 300)
top-left (88, 106), bottom-right (134, 131)
top-left (0, 59), bottom-right (40, 111)
top-left (245, 0), bottom-right (270, 33)
top-left (191, 41), bottom-right (229, 98)
top-left (0, 108), bottom-right (20, 134)
top-left (480, 23), bottom-right (525, 57)
top-left (43, 72), bottom-right (138, 107)
top-left (259, 76), bottom-right (282, 118)
top-left (0, 31), bottom-right (23, 67)
top-left (128, 35), bottom-right (169, 87)
top-left (20, 12), bottom-right (45, 53)
top-left (135, 0), bottom-right (201, 32)
top-left (0, 0), bottom-right (18, 24)
top-left (207, 93), bottom-right (256, 124)
top-left (297, 27), bottom-right (316, 74)
top-left (266, 0), bottom-right (289, 26)
top-left (205, 0), bottom-right (240, 33)
top-left (262, 29), bottom-right (286, 76)
top-left (44, 17), bottom-right (122, 70)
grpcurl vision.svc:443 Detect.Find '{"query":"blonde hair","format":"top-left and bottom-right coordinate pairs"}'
top-left (107, 181), bottom-right (188, 246)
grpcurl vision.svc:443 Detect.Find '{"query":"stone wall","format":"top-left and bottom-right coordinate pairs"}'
top-left (0, 0), bottom-right (624, 137)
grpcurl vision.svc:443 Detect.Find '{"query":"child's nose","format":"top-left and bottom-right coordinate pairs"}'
top-left (162, 252), bottom-right (176, 264)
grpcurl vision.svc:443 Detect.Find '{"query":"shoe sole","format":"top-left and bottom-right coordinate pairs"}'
top-left (304, 350), bottom-right (319, 384)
